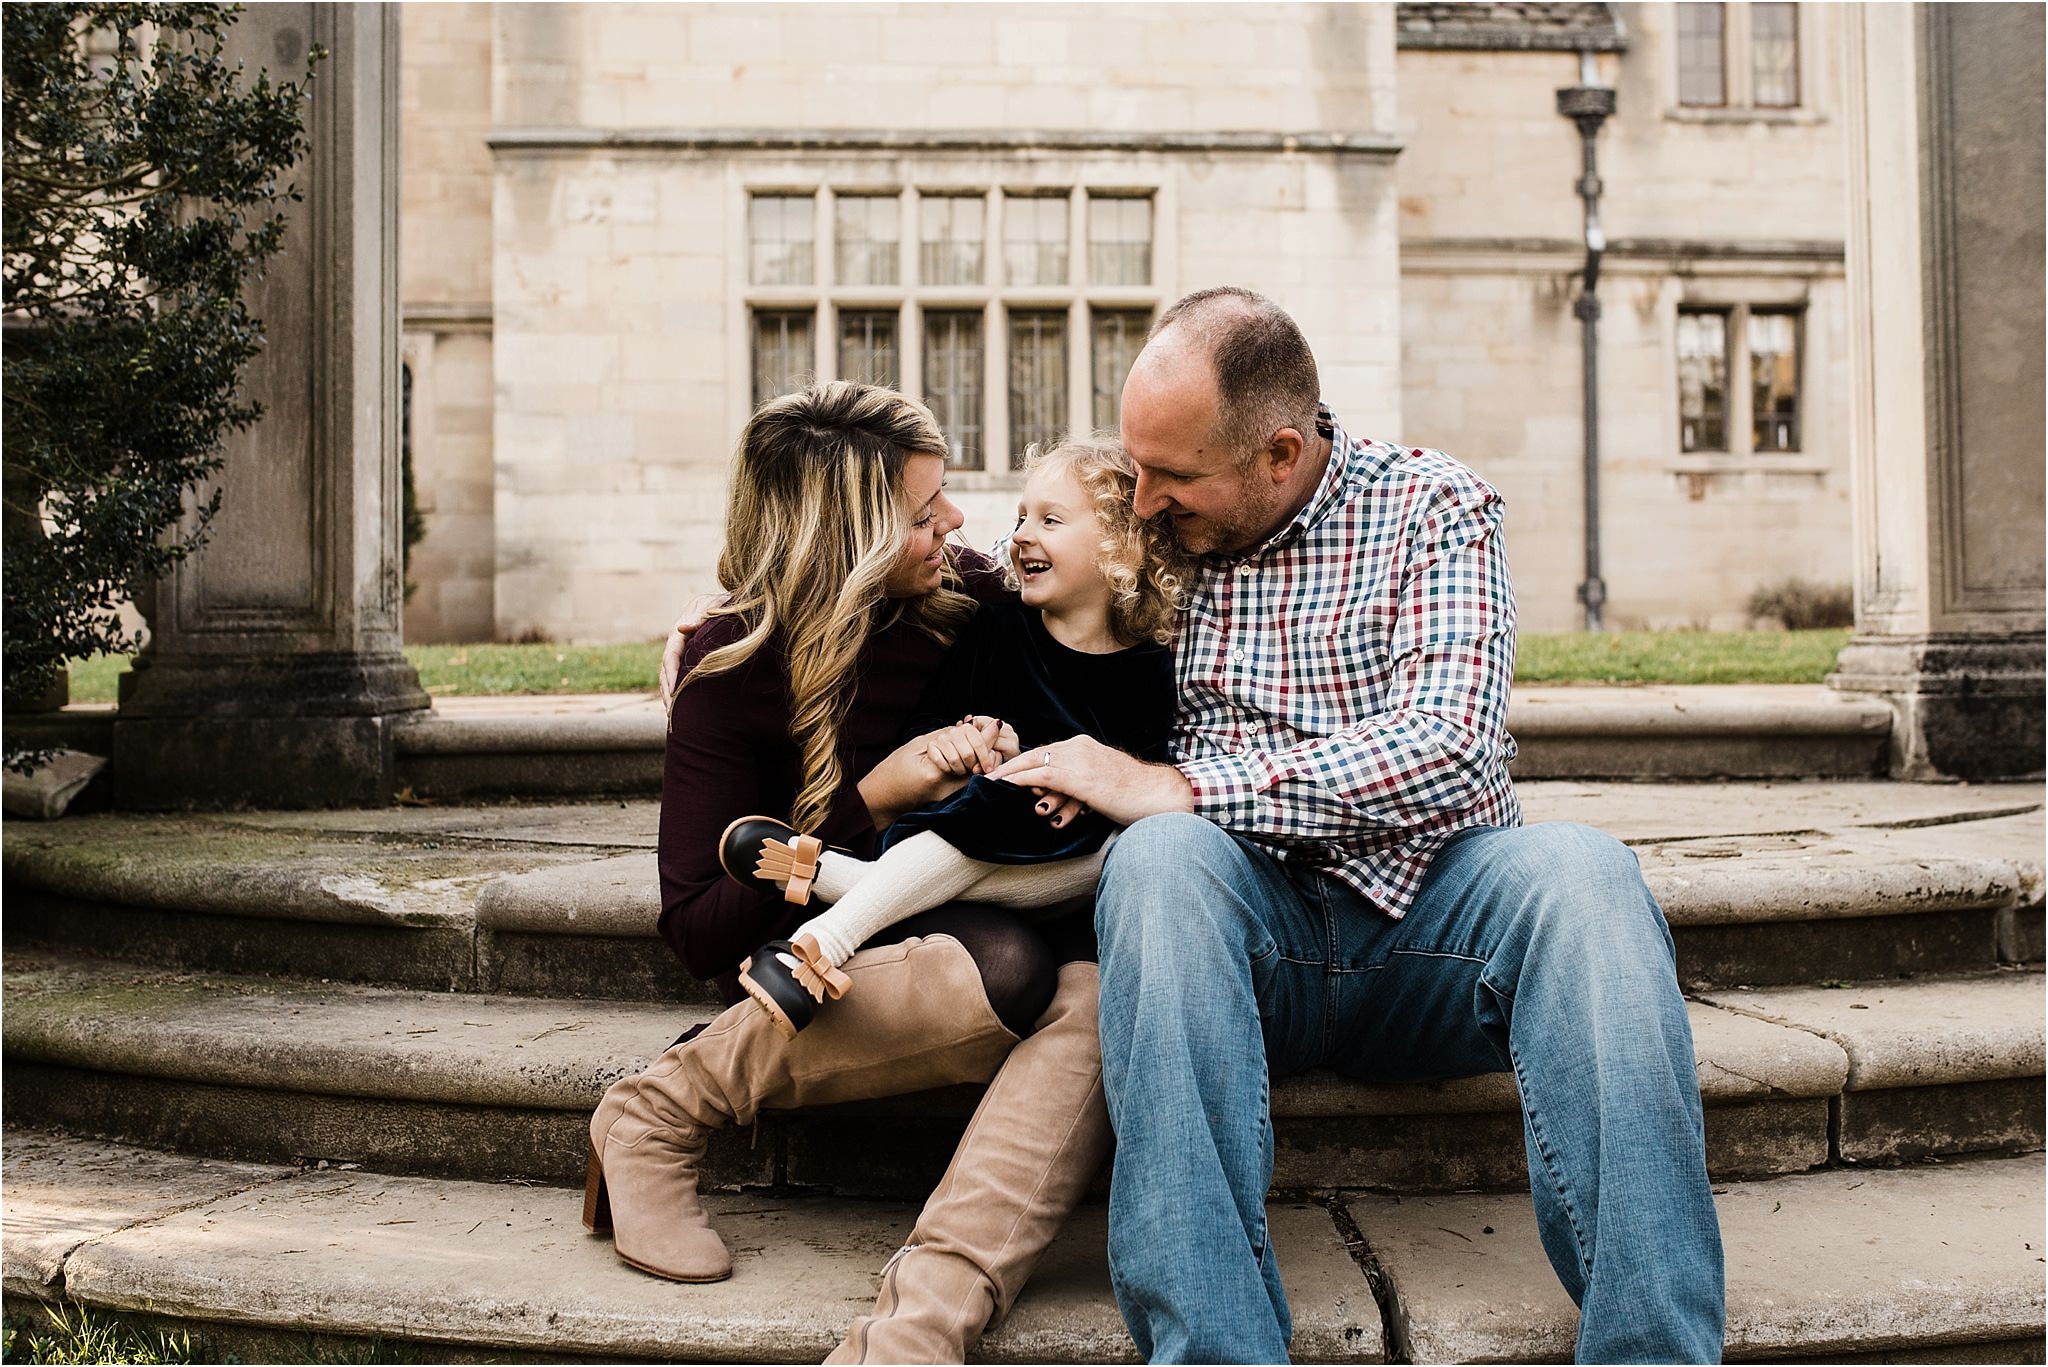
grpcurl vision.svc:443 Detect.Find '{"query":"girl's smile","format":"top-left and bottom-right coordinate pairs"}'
top-left (1011, 467), bottom-right (1109, 626)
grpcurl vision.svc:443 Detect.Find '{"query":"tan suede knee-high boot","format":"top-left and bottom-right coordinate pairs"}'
top-left (829, 961), bottom-right (1112, 1363)
top-left (586, 933), bottom-right (1018, 1283)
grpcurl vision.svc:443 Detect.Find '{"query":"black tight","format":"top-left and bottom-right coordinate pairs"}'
top-left (866, 902), bottom-right (1095, 1038)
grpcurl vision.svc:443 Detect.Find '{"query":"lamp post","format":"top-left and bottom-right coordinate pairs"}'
top-left (1558, 51), bottom-right (1616, 631)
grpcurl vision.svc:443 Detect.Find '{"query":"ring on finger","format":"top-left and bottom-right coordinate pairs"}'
top-left (1041, 749), bottom-right (1052, 767)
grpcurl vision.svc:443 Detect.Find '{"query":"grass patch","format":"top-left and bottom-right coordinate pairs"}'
top-left (57, 629), bottom-right (1851, 703)
top-left (404, 643), bottom-right (660, 696)
top-left (4, 1305), bottom-right (194, 1364)
top-left (60, 652), bottom-right (129, 705)
top-left (1516, 629), bottom-right (1851, 685)
top-left (61, 643), bottom-right (664, 704)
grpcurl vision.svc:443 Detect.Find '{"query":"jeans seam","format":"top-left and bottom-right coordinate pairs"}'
top-left (1507, 1033), bottom-right (1594, 1284)
top-left (1387, 948), bottom-right (1489, 967)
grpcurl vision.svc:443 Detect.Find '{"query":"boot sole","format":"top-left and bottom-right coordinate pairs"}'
top-left (616, 1247), bottom-right (734, 1285)
top-left (738, 961), bottom-right (803, 1041)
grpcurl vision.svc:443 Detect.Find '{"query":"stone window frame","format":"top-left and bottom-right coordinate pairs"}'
top-left (1667, 286), bottom-right (1815, 468)
top-left (1664, 1), bottom-right (1825, 126)
top-left (737, 178), bottom-right (1165, 481)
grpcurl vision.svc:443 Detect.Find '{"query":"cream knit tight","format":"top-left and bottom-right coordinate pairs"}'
top-left (796, 831), bottom-right (1111, 969)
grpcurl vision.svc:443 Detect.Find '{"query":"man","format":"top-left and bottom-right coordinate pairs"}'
top-left (988, 287), bottom-right (1725, 1363)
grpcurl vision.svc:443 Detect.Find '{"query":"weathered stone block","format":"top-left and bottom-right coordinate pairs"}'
top-left (1838, 1078), bottom-right (2047, 1164)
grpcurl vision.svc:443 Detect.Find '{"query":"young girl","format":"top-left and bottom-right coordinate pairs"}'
top-left (721, 436), bottom-right (1189, 1037)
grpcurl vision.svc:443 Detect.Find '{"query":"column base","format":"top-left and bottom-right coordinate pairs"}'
top-left (112, 652), bottom-right (430, 809)
top-left (1828, 634), bottom-right (2045, 782)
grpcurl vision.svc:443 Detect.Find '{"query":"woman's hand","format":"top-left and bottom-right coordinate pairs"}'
top-left (857, 717), bottom-right (1005, 829)
top-left (659, 592), bottom-right (731, 700)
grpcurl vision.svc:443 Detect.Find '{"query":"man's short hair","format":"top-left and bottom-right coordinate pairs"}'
top-left (1151, 287), bottom-right (1321, 465)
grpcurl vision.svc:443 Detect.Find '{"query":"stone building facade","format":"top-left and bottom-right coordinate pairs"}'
top-left (399, 2), bottom-right (1853, 642)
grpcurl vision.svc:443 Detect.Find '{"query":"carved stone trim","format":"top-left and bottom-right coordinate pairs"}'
top-left (486, 127), bottom-right (1406, 158)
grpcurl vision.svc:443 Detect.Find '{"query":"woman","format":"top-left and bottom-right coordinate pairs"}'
top-left (587, 381), bottom-right (1108, 1364)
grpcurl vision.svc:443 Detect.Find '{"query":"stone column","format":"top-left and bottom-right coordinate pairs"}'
top-left (1828, 3), bottom-right (2045, 780)
top-left (114, 4), bottom-right (429, 808)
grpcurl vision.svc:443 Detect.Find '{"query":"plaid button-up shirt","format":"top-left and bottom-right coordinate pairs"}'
top-left (1171, 406), bottom-right (1522, 918)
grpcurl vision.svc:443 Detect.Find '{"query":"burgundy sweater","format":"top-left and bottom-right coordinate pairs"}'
top-left (657, 552), bottom-right (1010, 1003)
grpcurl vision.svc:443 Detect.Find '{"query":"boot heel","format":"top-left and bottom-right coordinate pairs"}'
top-left (582, 1141), bottom-right (613, 1235)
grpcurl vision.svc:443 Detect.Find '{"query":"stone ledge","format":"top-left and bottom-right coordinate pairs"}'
top-left (394, 708), bottom-right (663, 755)
top-left (1354, 1157), bottom-right (2047, 1362)
top-left (2, 953), bottom-right (1846, 1120)
top-left (1700, 971), bottom-right (2046, 1090)
top-left (0, 1129), bottom-right (1379, 1363)
top-left (9, 1129), bottom-right (2039, 1364)
top-left (476, 853), bottom-right (658, 936)
top-left (387, 687), bottom-right (1899, 790)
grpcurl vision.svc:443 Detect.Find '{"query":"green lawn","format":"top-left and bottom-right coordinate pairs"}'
top-left (1514, 628), bottom-right (1851, 685)
top-left (60, 630), bottom-right (1852, 703)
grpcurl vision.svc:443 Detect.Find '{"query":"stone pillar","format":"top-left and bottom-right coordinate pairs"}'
top-left (1828, 3), bottom-right (2045, 780)
top-left (114, 4), bottom-right (429, 808)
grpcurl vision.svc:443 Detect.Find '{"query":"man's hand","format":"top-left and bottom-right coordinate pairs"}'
top-left (659, 592), bottom-right (730, 700)
top-left (986, 734), bottom-right (1195, 828)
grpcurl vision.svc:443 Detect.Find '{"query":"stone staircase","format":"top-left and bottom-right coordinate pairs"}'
top-left (3, 715), bottom-right (2043, 1360)
top-left (9, 685), bottom-right (1898, 802)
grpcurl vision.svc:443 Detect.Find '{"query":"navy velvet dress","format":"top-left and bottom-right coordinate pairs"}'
top-left (880, 598), bottom-right (1177, 864)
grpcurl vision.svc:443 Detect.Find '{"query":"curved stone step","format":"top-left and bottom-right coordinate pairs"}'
top-left (5, 785), bottom-right (2039, 1000)
top-left (6, 1129), bottom-right (2038, 1363)
top-left (6, 951), bottom-right (2039, 1196)
top-left (1354, 1156), bottom-right (2046, 1363)
top-left (384, 686), bottom-right (1895, 800)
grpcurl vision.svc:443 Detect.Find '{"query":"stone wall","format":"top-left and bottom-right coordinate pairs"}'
top-left (399, 3), bottom-right (495, 642)
top-left (481, 3), bottom-right (1403, 642)
top-left (491, 3), bottom-right (1395, 136)
top-left (1396, 4), bottom-right (1854, 631)
top-left (397, 1), bottom-right (1864, 642)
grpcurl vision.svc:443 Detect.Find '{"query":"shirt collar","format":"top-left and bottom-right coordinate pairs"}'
top-left (1247, 403), bottom-right (1353, 559)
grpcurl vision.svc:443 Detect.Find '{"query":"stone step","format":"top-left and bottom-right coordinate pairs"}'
top-left (6, 951), bottom-right (2039, 1196)
top-left (5, 1129), bottom-right (2039, 1363)
top-left (6, 783), bottom-right (2038, 999)
top-left (374, 686), bottom-right (1894, 801)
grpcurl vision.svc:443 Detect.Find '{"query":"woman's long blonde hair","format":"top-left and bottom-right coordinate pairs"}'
top-left (680, 381), bottom-right (975, 834)
top-left (1006, 435), bottom-right (1193, 646)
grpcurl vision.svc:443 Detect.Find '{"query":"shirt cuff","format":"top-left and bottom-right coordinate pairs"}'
top-left (1176, 753), bottom-right (1269, 829)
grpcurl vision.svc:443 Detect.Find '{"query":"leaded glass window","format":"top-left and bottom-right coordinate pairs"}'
top-left (752, 310), bottom-right (815, 407)
top-left (1008, 310), bottom-right (1068, 466)
top-left (1092, 308), bottom-right (1150, 430)
top-left (920, 196), bottom-right (984, 286)
top-left (1751, 3), bottom-right (1799, 108)
top-left (1677, 4), bottom-right (1727, 107)
top-left (1088, 197), bottom-right (1152, 286)
top-left (749, 195), bottom-right (815, 286)
top-left (923, 310), bottom-right (984, 467)
top-left (1749, 310), bottom-right (1801, 452)
top-left (1677, 308), bottom-right (1729, 452)
top-left (838, 310), bottom-right (900, 390)
top-left (1004, 196), bottom-right (1069, 287)
top-left (835, 195), bottom-right (900, 287)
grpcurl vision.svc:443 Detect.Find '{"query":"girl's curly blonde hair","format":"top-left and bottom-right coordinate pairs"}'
top-left (1004, 434), bottom-right (1193, 647)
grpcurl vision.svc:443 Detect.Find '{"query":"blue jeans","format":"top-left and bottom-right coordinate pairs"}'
top-left (1095, 815), bottom-right (1725, 1364)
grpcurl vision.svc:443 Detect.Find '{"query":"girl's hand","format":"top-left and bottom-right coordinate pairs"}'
top-left (960, 715), bottom-right (1021, 766)
top-left (922, 717), bottom-right (1004, 777)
